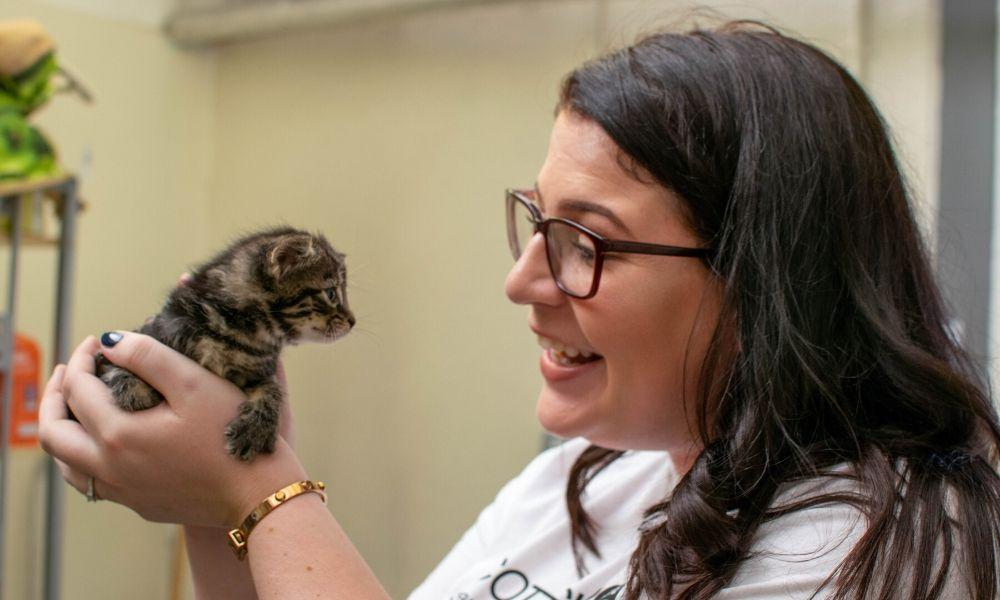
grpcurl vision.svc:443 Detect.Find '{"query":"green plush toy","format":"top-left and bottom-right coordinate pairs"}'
top-left (0, 110), bottom-right (56, 179)
top-left (0, 19), bottom-right (88, 181)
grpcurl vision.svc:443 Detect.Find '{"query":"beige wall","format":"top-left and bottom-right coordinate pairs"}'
top-left (0, 1), bottom-right (941, 598)
top-left (0, 1), bottom-right (216, 599)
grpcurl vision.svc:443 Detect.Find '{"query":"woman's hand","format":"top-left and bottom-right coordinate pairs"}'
top-left (275, 360), bottom-right (296, 449)
top-left (39, 333), bottom-right (307, 528)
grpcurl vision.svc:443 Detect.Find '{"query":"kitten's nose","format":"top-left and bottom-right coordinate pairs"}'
top-left (347, 314), bottom-right (356, 327)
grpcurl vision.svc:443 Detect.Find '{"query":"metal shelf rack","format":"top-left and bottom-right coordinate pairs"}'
top-left (0, 174), bottom-right (79, 600)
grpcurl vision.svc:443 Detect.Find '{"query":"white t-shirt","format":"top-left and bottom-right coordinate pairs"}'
top-left (407, 436), bottom-right (929, 600)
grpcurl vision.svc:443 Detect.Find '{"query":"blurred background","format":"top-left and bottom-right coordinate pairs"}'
top-left (0, 0), bottom-right (987, 598)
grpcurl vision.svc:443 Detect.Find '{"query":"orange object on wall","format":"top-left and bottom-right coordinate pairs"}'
top-left (0, 333), bottom-right (42, 447)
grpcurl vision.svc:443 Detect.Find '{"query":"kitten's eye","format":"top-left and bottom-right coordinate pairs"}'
top-left (323, 287), bottom-right (337, 303)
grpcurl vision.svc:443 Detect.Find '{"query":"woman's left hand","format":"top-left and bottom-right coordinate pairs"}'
top-left (38, 334), bottom-right (307, 528)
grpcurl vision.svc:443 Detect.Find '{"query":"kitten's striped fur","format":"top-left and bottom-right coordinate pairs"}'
top-left (96, 227), bottom-right (354, 461)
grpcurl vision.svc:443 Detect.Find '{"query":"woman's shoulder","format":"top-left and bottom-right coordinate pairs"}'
top-left (517, 436), bottom-right (594, 480)
top-left (718, 463), bottom-right (971, 599)
top-left (486, 437), bottom-right (679, 535)
top-left (408, 438), bottom-right (674, 600)
top-left (503, 436), bottom-right (677, 497)
top-left (720, 467), bottom-right (865, 597)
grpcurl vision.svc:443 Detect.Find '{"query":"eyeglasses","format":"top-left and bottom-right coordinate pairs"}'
top-left (505, 188), bottom-right (715, 299)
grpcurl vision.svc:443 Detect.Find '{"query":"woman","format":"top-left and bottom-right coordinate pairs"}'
top-left (39, 21), bottom-right (1000, 599)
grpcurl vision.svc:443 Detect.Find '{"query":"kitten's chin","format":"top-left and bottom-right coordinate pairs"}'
top-left (294, 326), bottom-right (348, 344)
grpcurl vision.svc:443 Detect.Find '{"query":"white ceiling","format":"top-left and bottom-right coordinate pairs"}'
top-left (163, 0), bottom-right (507, 46)
top-left (40, 0), bottom-right (178, 26)
top-left (38, 0), bottom-right (492, 33)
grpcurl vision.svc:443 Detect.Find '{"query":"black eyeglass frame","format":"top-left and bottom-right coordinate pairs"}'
top-left (506, 188), bottom-right (716, 299)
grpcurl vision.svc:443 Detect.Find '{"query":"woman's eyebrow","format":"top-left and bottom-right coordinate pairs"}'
top-left (562, 199), bottom-right (634, 237)
top-left (534, 183), bottom-right (634, 237)
top-left (533, 182), bottom-right (546, 210)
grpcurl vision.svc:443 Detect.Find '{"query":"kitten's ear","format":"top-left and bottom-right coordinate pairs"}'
top-left (266, 233), bottom-right (317, 283)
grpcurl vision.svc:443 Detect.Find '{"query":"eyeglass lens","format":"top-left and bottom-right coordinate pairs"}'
top-left (508, 194), bottom-right (537, 261)
top-left (507, 194), bottom-right (597, 297)
top-left (545, 220), bottom-right (596, 296)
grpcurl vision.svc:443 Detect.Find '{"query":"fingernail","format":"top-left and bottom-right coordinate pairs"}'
top-left (100, 332), bottom-right (123, 347)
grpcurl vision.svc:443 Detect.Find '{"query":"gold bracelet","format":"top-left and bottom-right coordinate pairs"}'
top-left (227, 480), bottom-right (327, 560)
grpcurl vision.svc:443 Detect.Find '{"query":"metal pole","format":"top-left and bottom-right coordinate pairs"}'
top-left (0, 193), bottom-right (22, 598)
top-left (44, 178), bottom-right (77, 600)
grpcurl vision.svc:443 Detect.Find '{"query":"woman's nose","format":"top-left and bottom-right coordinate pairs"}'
top-left (504, 232), bottom-right (563, 306)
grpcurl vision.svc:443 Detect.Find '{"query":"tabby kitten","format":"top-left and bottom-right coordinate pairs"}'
top-left (95, 227), bottom-right (354, 461)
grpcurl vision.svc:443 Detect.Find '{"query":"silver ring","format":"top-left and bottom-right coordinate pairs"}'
top-left (85, 476), bottom-right (98, 502)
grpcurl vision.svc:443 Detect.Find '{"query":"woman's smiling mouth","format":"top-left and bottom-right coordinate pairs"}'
top-left (537, 335), bottom-right (603, 366)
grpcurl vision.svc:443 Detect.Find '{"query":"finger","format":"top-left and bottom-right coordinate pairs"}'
top-left (66, 336), bottom-right (100, 377)
top-left (274, 359), bottom-right (295, 446)
top-left (39, 365), bottom-right (67, 423)
top-left (39, 364), bottom-right (104, 450)
top-left (54, 457), bottom-right (72, 481)
top-left (62, 337), bottom-right (120, 431)
top-left (40, 375), bottom-right (105, 491)
top-left (54, 457), bottom-right (83, 493)
top-left (38, 418), bottom-right (101, 474)
top-left (276, 359), bottom-right (288, 397)
top-left (63, 366), bottom-right (121, 434)
top-left (53, 458), bottom-right (84, 496)
top-left (94, 332), bottom-right (222, 409)
top-left (57, 458), bottom-right (106, 502)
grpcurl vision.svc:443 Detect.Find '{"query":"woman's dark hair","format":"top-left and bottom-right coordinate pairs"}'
top-left (558, 21), bottom-right (1000, 599)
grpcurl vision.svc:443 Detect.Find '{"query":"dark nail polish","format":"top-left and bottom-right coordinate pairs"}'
top-left (100, 331), bottom-right (123, 347)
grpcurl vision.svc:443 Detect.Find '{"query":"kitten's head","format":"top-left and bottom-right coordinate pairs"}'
top-left (259, 229), bottom-right (355, 345)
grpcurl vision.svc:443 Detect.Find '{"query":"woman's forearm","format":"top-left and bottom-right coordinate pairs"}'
top-left (184, 525), bottom-right (258, 599)
top-left (246, 494), bottom-right (391, 599)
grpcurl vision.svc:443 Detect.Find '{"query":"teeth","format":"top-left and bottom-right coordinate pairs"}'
top-left (537, 336), bottom-right (596, 361)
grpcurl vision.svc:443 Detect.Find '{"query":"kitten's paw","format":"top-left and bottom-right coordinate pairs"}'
top-left (101, 367), bottom-right (163, 411)
top-left (93, 351), bottom-right (113, 377)
top-left (224, 407), bottom-right (277, 462)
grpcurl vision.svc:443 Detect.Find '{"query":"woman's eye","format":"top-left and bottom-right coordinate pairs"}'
top-left (572, 242), bottom-right (596, 263)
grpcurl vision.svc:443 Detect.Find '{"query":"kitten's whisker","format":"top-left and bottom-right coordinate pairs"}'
top-left (345, 278), bottom-right (374, 294)
top-left (351, 327), bottom-right (383, 344)
top-left (345, 259), bottom-right (372, 276)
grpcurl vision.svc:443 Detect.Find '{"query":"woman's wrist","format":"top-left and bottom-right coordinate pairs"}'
top-left (228, 480), bottom-right (327, 560)
top-left (226, 441), bottom-right (309, 528)
top-left (244, 491), bottom-right (327, 552)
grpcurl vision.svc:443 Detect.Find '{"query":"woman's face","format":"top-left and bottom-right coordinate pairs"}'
top-left (505, 111), bottom-right (723, 455)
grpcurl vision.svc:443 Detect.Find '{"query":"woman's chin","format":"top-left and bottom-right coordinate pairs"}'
top-left (535, 389), bottom-right (598, 441)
